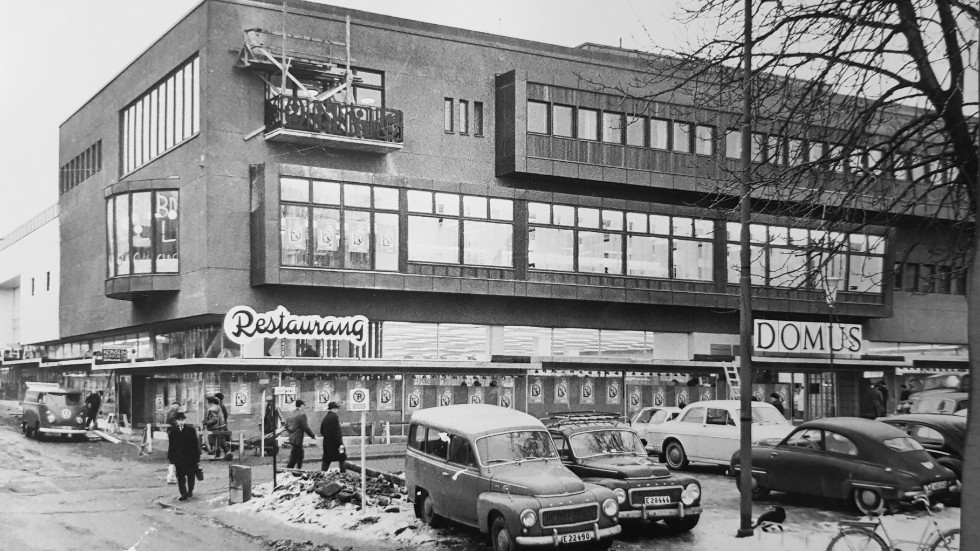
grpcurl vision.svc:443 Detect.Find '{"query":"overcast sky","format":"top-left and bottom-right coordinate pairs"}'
top-left (0, 0), bottom-right (692, 237)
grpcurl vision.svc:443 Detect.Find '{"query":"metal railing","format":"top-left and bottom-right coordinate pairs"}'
top-left (265, 96), bottom-right (404, 144)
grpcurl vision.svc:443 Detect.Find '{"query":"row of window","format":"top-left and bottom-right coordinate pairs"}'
top-left (106, 190), bottom-right (180, 277)
top-left (122, 55), bottom-right (200, 175)
top-left (60, 140), bottom-right (102, 195)
top-left (527, 99), bottom-right (944, 183)
top-left (278, 178), bottom-right (887, 293)
top-left (273, 67), bottom-right (385, 107)
top-left (894, 262), bottom-right (967, 295)
top-left (444, 98), bottom-right (484, 136)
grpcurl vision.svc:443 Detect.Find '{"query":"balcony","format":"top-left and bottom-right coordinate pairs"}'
top-left (264, 96), bottom-right (404, 153)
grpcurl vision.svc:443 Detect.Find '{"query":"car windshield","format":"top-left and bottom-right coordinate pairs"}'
top-left (569, 429), bottom-right (646, 458)
top-left (41, 393), bottom-right (83, 407)
top-left (476, 430), bottom-right (558, 465)
top-left (735, 407), bottom-right (789, 425)
top-left (883, 436), bottom-right (925, 452)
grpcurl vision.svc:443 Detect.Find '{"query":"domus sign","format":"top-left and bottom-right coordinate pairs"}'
top-left (223, 305), bottom-right (369, 346)
top-left (754, 319), bottom-right (862, 355)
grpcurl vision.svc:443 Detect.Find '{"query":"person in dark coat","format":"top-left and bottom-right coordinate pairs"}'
top-left (285, 400), bottom-right (316, 469)
top-left (214, 392), bottom-right (230, 455)
top-left (167, 412), bottom-right (201, 501)
top-left (870, 383), bottom-right (886, 418)
top-left (84, 390), bottom-right (104, 430)
top-left (320, 401), bottom-right (346, 472)
top-left (263, 396), bottom-right (283, 456)
top-left (769, 392), bottom-right (786, 415)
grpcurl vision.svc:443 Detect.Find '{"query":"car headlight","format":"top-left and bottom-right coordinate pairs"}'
top-left (681, 483), bottom-right (700, 505)
top-left (76, 415), bottom-right (85, 424)
top-left (602, 498), bottom-right (619, 517)
top-left (520, 509), bottom-right (537, 528)
top-left (46, 411), bottom-right (56, 422)
top-left (613, 488), bottom-right (627, 504)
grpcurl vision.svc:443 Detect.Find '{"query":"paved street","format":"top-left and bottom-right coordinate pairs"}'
top-left (0, 403), bottom-right (960, 551)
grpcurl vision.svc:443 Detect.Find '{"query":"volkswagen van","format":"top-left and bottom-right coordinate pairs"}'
top-left (20, 382), bottom-right (89, 440)
top-left (406, 404), bottom-right (621, 551)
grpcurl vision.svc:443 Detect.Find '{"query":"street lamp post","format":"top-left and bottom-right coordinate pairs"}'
top-left (825, 276), bottom-right (843, 417)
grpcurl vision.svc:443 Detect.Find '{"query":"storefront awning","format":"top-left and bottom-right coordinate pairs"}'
top-left (91, 357), bottom-right (539, 374)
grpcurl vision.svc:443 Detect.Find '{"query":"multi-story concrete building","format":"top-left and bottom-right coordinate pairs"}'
top-left (2, 0), bottom-right (966, 433)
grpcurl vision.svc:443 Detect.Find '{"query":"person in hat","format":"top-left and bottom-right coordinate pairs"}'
top-left (263, 395), bottom-right (283, 456)
top-left (167, 412), bottom-right (201, 501)
top-left (284, 399), bottom-right (316, 469)
top-left (320, 401), bottom-right (346, 473)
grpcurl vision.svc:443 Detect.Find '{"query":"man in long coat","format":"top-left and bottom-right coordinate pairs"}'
top-left (320, 401), bottom-right (346, 472)
top-left (285, 400), bottom-right (316, 469)
top-left (167, 412), bottom-right (201, 501)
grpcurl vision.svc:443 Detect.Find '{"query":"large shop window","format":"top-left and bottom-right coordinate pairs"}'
top-left (529, 204), bottom-right (714, 281)
top-left (122, 55), bottom-right (199, 175)
top-left (106, 190), bottom-right (179, 277)
top-left (408, 191), bottom-right (514, 267)
top-left (725, 222), bottom-right (886, 293)
top-left (280, 178), bottom-right (399, 271)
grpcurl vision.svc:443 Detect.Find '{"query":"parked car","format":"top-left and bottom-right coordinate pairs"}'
top-left (405, 405), bottom-right (622, 551)
top-left (543, 411), bottom-right (702, 532)
top-left (879, 413), bottom-right (966, 481)
top-left (899, 373), bottom-right (970, 413)
top-left (909, 392), bottom-right (968, 415)
top-left (655, 400), bottom-right (793, 470)
top-left (729, 417), bottom-right (960, 515)
top-left (629, 406), bottom-right (681, 453)
top-left (20, 382), bottom-right (89, 440)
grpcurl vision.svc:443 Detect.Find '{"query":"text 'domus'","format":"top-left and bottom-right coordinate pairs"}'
top-left (223, 305), bottom-right (368, 346)
top-left (753, 319), bottom-right (862, 354)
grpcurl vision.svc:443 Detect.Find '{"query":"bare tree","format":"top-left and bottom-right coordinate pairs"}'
top-left (591, 0), bottom-right (977, 542)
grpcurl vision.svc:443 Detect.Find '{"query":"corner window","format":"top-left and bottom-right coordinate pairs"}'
top-left (106, 190), bottom-right (180, 277)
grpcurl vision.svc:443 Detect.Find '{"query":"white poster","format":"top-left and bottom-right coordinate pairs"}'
top-left (438, 387), bottom-right (454, 407)
top-left (629, 386), bottom-right (643, 409)
top-left (654, 387), bottom-right (665, 406)
top-left (284, 382), bottom-right (298, 406)
top-left (606, 380), bottom-right (621, 405)
top-left (407, 387), bottom-right (422, 411)
top-left (468, 386), bottom-right (484, 405)
top-left (231, 383), bottom-right (250, 415)
top-left (554, 377), bottom-right (569, 405)
top-left (528, 377), bottom-right (544, 404)
top-left (314, 382), bottom-right (334, 412)
top-left (378, 382), bottom-right (395, 410)
top-left (580, 377), bottom-right (594, 405)
top-left (498, 388), bottom-right (514, 409)
top-left (676, 388), bottom-right (689, 408)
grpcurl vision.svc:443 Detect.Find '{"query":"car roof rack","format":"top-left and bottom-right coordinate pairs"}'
top-left (25, 382), bottom-right (62, 390)
top-left (540, 411), bottom-right (625, 428)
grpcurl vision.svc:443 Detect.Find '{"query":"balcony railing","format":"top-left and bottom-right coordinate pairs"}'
top-left (264, 96), bottom-right (404, 153)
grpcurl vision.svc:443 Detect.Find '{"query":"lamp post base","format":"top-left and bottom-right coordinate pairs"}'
top-left (736, 528), bottom-right (754, 538)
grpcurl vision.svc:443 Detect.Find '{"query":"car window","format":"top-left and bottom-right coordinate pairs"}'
top-left (552, 434), bottom-right (572, 458)
top-left (824, 431), bottom-right (859, 456)
top-left (24, 391), bottom-right (38, 403)
top-left (681, 408), bottom-right (705, 424)
top-left (476, 430), bottom-right (557, 465)
top-left (448, 434), bottom-right (477, 467)
top-left (909, 426), bottom-right (945, 447)
top-left (883, 436), bottom-right (925, 453)
top-left (784, 428), bottom-right (823, 451)
top-left (635, 409), bottom-right (654, 424)
top-left (650, 410), bottom-right (671, 424)
top-left (420, 428), bottom-right (449, 459)
top-left (569, 429), bottom-right (646, 458)
top-left (42, 393), bottom-right (80, 407)
top-left (706, 408), bottom-right (730, 426)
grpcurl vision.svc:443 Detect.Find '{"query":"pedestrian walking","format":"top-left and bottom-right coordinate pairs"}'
top-left (875, 381), bottom-right (890, 413)
top-left (203, 396), bottom-right (227, 458)
top-left (320, 401), bottom-right (346, 473)
top-left (164, 402), bottom-right (182, 484)
top-left (167, 412), bottom-right (201, 501)
top-left (769, 392), bottom-right (786, 415)
top-left (285, 399), bottom-right (316, 469)
top-left (264, 396), bottom-right (283, 456)
top-left (84, 390), bottom-right (104, 430)
top-left (870, 383), bottom-right (886, 418)
top-left (214, 392), bottom-right (230, 455)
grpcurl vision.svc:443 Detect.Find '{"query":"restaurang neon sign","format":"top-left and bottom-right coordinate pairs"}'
top-left (223, 305), bottom-right (369, 346)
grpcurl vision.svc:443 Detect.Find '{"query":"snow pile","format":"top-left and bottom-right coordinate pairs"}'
top-left (230, 470), bottom-right (466, 548)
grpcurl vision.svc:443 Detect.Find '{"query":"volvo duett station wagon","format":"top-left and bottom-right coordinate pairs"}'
top-left (405, 404), bottom-right (622, 551)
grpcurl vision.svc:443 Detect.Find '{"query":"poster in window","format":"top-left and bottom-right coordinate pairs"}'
top-left (347, 219), bottom-right (370, 253)
top-left (379, 227), bottom-right (396, 252)
top-left (378, 382), bottom-right (395, 411)
top-left (438, 387), bottom-right (453, 407)
top-left (607, 380), bottom-right (621, 405)
top-left (231, 383), bottom-right (250, 415)
top-left (498, 388), bottom-right (514, 409)
top-left (406, 387), bottom-right (422, 411)
top-left (468, 386), bottom-right (484, 405)
top-left (580, 377), bottom-right (595, 405)
top-left (554, 377), bottom-right (569, 405)
top-left (316, 218), bottom-right (339, 252)
top-left (283, 216), bottom-right (307, 250)
top-left (528, 377), bottom-right (544, 404)
top-left (314, 382), bottom-right (334, 412)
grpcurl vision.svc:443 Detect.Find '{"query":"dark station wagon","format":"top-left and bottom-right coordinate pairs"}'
top-left (730, 417), bottom-right (960, 515)
top-left (20, 382), bottom-right (89, 440)
top-left (544, 412), bottom-right (702, 532)
top-left (406, 405), bottom-right (622, 551)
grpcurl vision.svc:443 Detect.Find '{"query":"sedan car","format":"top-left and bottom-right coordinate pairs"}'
top-left (879, 413), bottom-right (966, 480)
top-left (544, 412), bottom-right (702, 532)
top-left (655, 400), bottom-right (793, 470)
top-left (629, 406), bottom-right (681, 453)
top-left (729, 417), bottom-right (960, 514)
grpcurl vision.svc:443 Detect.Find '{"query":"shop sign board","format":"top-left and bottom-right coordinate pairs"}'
top-left (754, 319), bottom-right (862, 355)
top-left (223, 305), bottom-right (369, 346)
top-left (98, 346), bottom-right (132, 363)
top-left (349, 388), bottom-right (370, 411)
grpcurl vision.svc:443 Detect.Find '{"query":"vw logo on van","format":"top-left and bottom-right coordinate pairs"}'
top-left (62, 409), bottom-right (72, 419)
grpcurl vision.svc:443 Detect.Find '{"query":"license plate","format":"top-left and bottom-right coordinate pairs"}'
top-left (644, 496), bottom-right (671, 505)
top-left (927, 481), bottom-right (949, 491)
top-left (558, 531), bottom-right (594, 544)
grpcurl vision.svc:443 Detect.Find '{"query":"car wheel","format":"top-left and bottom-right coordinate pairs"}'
top-left (852, 488), bottom-right (887, 516)
top-left (491, 515), bottom-right (518, 551)
top-left (33, 424), bottom-right (44, 441)
top-left (664, 441), bottom-right (689, 470)
top-left (665, 514), bottom-right (700, 532)
top-left (418, 491), bottom-right (444, 528)
top-left (735, 473), bottom-right (771, 499)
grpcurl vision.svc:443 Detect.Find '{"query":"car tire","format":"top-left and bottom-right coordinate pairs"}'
top-left (33, 424), bottom-right (44, 441)
top-left (418, 491), bottom-right (444, 528)
top-left (665, 514), bottom-right (701, 532)
top-left (735, 473), bottom-right (771, 499)
top-left (852, 488), bottom-right (887, 516)
top-left (664, 441), bottom-right (689, 470)
top-left (490, 515), bottom-right (518, 551)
